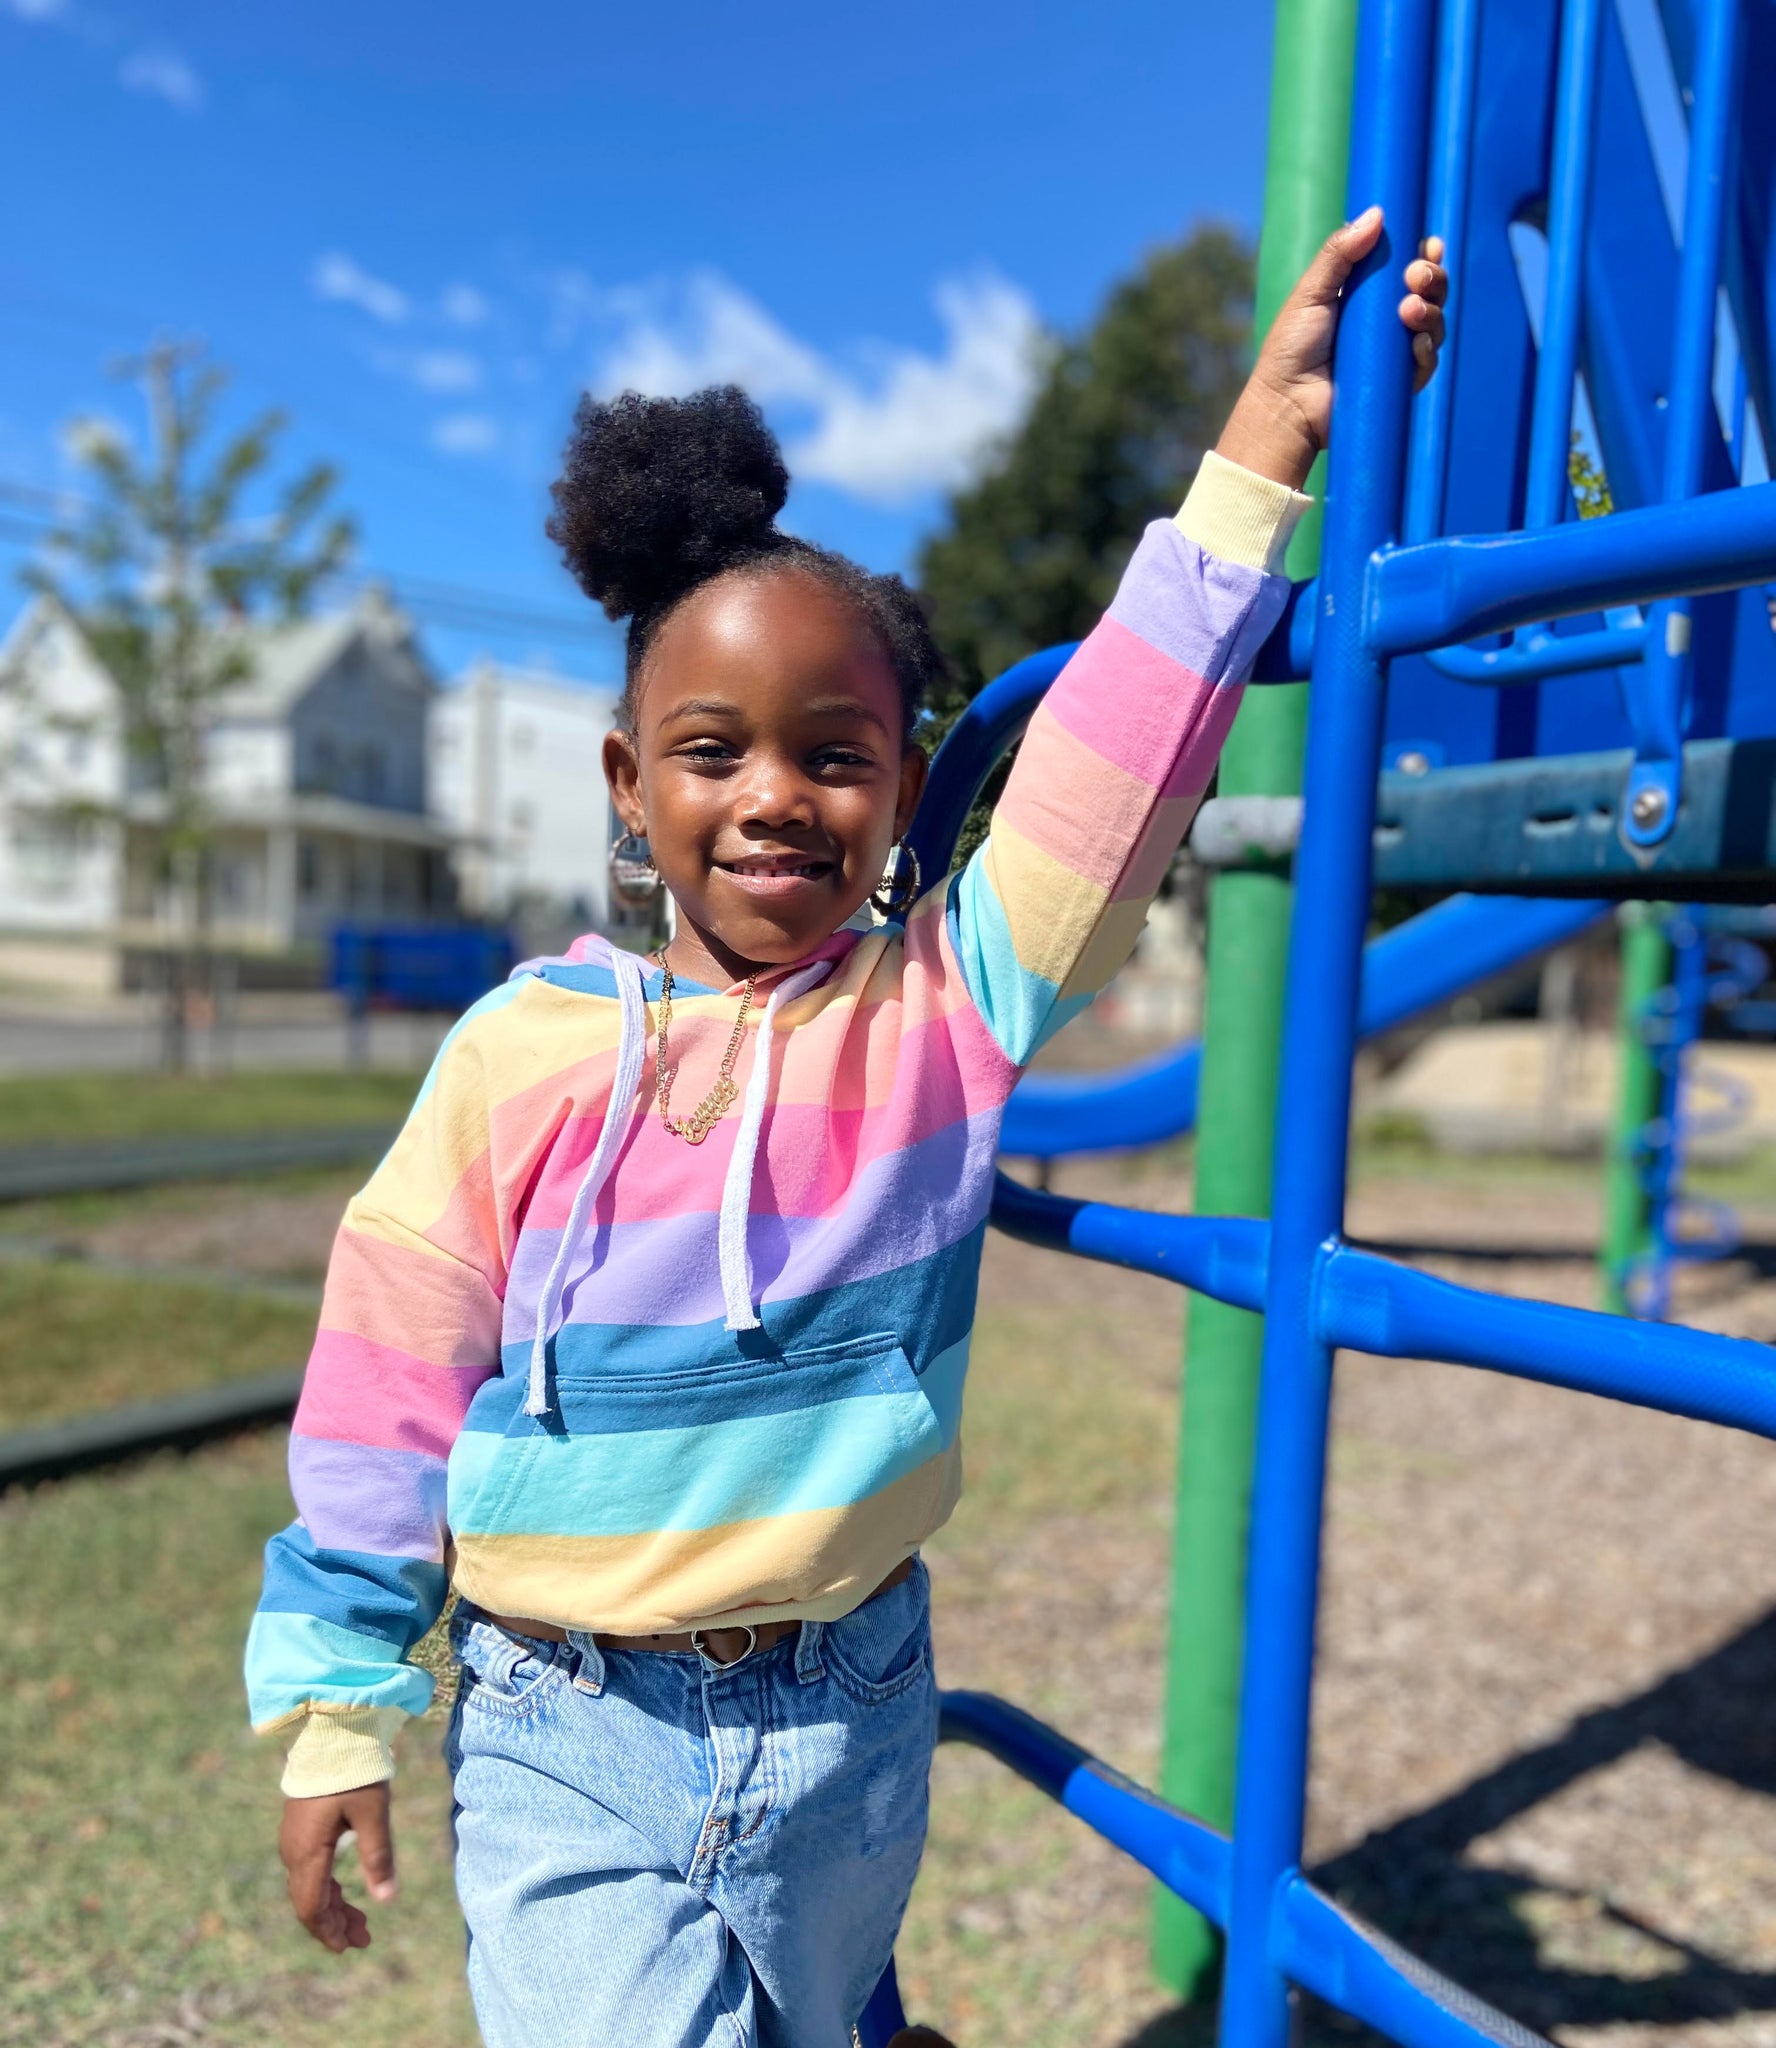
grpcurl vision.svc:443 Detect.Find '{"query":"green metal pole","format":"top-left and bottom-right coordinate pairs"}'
top-left (1153, 0), bottom-right (1357, 1998)
top-left (1600, 905), bottom-right (1669, 1314)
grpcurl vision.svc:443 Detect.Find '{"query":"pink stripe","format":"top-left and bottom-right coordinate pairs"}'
top-left (294, 1331), bottom-right (493, 1456)
top-left (1109, 795), bottom-right (1205, 902)
top-left (994, 707), bottom-right (1159, 889)
top-left (321, 1227), bottom-right (503, 1367)
top-left (1042, 616), bottom-right (1226, 796)
top-left (521, 1003), bottom-right (1014, 1228)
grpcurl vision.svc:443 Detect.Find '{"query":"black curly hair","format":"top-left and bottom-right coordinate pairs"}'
top-left (546, 384), bottom-right (943, 738)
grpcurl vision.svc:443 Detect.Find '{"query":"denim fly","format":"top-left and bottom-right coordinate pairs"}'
top-left (444, 1559), bottom-right (937, 2048)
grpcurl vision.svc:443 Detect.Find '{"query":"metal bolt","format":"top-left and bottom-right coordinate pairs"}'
top-left (1395, 749), bottom-right (1431, 777)
top-left (1630, 786), bottom-right (1669, 829)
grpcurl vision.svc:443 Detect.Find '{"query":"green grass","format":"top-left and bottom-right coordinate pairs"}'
top-left (0, 1436), bottom-right (477, 2048)
top-left (0, 1254), bottom-right (1189, 2048)
top-left (0, 1263), bottom-right (317, 1429)
top-left (0, 1070), bottom-right (422, 1150)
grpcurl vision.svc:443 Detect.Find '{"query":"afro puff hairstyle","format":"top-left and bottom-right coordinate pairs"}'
top-left (546, 384), bottom-right (944, 738)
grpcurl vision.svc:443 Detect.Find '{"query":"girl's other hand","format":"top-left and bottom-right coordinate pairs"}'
top-left (1215, 209), bottom-right (1449, 491)
top-left (279, 1783), bottom-right (399, 1952)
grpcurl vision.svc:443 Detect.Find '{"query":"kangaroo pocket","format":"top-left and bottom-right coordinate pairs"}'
top-left (447, 1333), bottom-right (954, 1631)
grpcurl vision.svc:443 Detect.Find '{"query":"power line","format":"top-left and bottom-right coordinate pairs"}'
top-left (0, 478), bottom-right (614, 649)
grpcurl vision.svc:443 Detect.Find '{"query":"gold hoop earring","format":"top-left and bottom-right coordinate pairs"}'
top-left (870, 842), bottom-right (922, 920)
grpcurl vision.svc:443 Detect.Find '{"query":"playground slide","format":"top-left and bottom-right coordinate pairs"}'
top-left (999, 891), bottom-right (1610, 1157)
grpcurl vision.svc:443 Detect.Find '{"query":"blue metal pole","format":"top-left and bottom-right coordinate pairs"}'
top-left (1217, 1), bottom-right (1434, 2044)
top-left (1402, 0), bottom-right (1479, 544)
top-left (1367, 473), bottom-right (1776, 653)
top-left (1524, 0), bottom-right (1605, 533)
top-left (1624, 0), bottom-right (1743, 848)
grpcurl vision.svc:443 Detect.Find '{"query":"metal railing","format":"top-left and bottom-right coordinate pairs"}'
top-left (863, 0), bottom-right (1776, 2039)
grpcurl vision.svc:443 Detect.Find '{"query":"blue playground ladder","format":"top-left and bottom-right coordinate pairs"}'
top-left (861, 0), bottom-right (1776, 2040)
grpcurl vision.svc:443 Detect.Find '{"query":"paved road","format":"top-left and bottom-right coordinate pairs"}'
top-left (0, 1005), bottom-right (451, 1075)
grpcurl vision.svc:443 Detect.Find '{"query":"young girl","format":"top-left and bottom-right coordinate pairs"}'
top-left (249, 209), bottom-right (1444, 2047)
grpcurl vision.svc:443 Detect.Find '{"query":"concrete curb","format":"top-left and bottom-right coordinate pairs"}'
top-left (0, 1369), bottom-right (303, 1491)
top-left (0, 1125), bottom-right (396, 1201)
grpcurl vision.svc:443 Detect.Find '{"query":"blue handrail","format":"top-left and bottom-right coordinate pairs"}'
top-left (872, 5), bottom-right (1776, 2041)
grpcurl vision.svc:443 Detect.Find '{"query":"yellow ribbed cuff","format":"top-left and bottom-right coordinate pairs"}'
top-left (1176, 449), bottom-right (1312, 575)
top-left (278, 1706), bottom-right (403, 1799)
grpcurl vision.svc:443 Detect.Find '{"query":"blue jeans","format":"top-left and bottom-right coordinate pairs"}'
top-left (444, 1561), bottom-right (937, 2048)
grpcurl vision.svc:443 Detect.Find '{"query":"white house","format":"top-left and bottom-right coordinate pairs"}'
top-left (429, 661), bottom-right (625, 945)
top-left (0, 589), bottom-right (458, 978)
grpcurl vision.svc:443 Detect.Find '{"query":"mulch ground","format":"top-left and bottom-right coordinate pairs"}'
top-left (899, 1156), bottom-right (1776, 2048)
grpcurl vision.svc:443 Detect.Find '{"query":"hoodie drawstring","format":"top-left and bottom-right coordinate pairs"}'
top-left (524, 946), bottom-right (647, 1419)
top-left (718, 957), bottom-right (832, 1333)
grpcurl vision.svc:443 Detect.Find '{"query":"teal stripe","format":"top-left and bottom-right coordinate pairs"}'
top-left (451, 1374), bottom-right (957, 1538)
top-left (920, 1335), bottom-right (971, 1442)
top-left (1029, 990), bottom-right (1095, 1056)
top-left (245, 1611), bottom-right (436, 1727)
top-left (953, 853), bottom-right (1063, 1065)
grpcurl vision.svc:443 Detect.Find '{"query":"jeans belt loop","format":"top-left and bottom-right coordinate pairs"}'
top-left (566, 1631), bottom-right (606, 1695)
top-left (794, 1618), bottom-right (826, 1684)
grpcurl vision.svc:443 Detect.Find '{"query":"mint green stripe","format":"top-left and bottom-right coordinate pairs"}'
top-left (452, 1380), bottom-right (956, 1538)
top-left (920, 1336), bottom-right (971, 1442)
top-left (245, 1612), bottom-right (436, 1725)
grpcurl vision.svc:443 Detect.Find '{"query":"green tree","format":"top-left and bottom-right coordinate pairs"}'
top-left (17, 341), bottom-right (354, 1067)
top-left (919, 225), bottom-right (1256, 724)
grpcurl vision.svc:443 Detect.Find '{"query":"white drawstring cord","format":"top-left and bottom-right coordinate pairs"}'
top-left (718, 958), bottom-right (832, 1333)
top-left (524, 947), bottom-right (648, 1419)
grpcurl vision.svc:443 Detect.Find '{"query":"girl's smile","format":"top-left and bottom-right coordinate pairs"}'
top-left (715, 853), bottom-right (839, 895)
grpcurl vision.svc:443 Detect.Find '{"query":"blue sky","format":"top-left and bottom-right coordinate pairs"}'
top-left (0, 1), bottom-right (1275, 685)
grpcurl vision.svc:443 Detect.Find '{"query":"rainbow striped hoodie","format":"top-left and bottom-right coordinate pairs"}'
top-left (246, 454), bottom-right (1305, 1797)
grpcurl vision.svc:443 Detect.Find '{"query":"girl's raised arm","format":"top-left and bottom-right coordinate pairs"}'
top-left (938, 211), bottom-right (1446, 1066)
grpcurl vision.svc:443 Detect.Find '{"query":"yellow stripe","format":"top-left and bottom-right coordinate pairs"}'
top-left (978, 814), bottom-right (1114, 989)
top-left (450, 1445), bottom-right (962, 1634)
top-left (1058, 895), bottom-right (1153, 1003)
top-left (1176, 449), bottom-right (1310, 574)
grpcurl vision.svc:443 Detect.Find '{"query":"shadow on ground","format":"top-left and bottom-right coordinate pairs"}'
top-left (1115, 1605), bottom-right (1776, 2047)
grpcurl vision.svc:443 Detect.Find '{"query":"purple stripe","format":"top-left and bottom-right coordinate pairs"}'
top-left (289, 1435), bottom-right (447, 1561)
top-left (1107, 520), bottom-right (1288, 682)
top-left (504, 1108), bottom-right (1002, 1335)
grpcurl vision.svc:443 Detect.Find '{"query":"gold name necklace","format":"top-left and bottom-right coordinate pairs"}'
top-left (652, 956), bottom-right (759, 1145)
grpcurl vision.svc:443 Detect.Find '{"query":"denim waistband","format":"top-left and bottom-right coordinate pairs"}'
top-left (453, 1603), bottom-right (830, 1697)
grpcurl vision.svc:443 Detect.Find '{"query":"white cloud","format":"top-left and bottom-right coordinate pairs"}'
top-left (8, 0), bottom-right (69, 20)
top-left (792, 278), bottom-right (1043, 500)
top-left (431, 413), bottom-right (500, 455)
top-left (594, 271), bottom-right (834, 412)
top-left (410, 349), bottom-right (483, 394)
top-left (441, 283), bottom-right (490, 327)
top-left (586, 269), bottom-right (1042, 505)
top-left (312, 252), bottom-right (410, 325)
top-left (119, 48), bottom-right (204, 111)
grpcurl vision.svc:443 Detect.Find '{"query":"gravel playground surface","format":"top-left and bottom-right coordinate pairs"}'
top-left (901, 1156), bottom-right (1776, 2048)
top-left (6, 1150), bottom-right (1776, 2046)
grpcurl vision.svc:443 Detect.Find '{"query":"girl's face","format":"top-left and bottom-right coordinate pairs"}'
top-left (603, 566), bottom-right (928, 983)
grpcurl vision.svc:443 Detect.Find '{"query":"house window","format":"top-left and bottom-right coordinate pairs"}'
top-left (11, 812), bottom-right (89, 899)
top-left (298, 837), bottom-right (321, 899)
